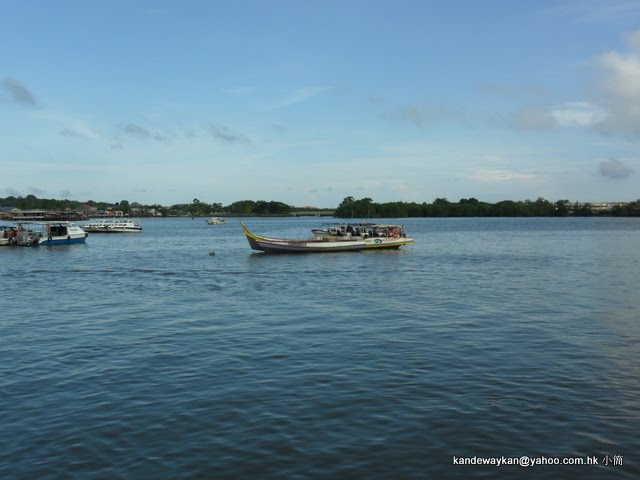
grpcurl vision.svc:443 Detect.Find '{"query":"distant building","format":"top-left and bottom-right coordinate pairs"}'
top-left (0, 206), bottom-right (20, 220)
top-left (0, 208), bottom-right (86, 221)
top-left (589, 202), bottom-right (627, 213)
top-left (79, 204), bottom-right (100, 217)
top-left (12, 210), bottom-right (49, 221)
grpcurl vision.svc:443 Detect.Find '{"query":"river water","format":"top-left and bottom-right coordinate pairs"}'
top-left (1, 217), bottom-right (639, 479)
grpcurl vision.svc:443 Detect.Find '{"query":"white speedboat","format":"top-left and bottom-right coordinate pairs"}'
top-left (12, 222), bottom-right (88, 246)
top-left (82, 219), bottom-right (143, 233)
top-left (206, 217), bottom-right (226, 225)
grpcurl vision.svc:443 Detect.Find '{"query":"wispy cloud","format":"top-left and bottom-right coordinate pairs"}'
top-left (142, 7), bottom-right (168, 16)
top-left (28, 187), bottom-right (47, 196)
top-left (1, 77), bottom-right (38, 107)
top-left (1, 187), bottom-right (23, 197)
top-left (599, 158), bottom-right (634, 178)
top-left (476, 82), bottom-right (548, 98)
top-left (268, 86), bottom-right (329, 110)
top-left (386, 103), bottom-right (468, 129)
top-left (119, 123), bottom-right (169, 142)
top-left (509, 102), bottom-right (605, 131)
top-left (551, 101), bottom-right (606, 127)
top-left (627, 30), bottom-right (640, 49)
top-left (59, 122), bottom-right (104, 141)
top-left (60, 128), bottom-right (85, 138)
top-left (540, 1), bottom-right (640, 24)
top-left (223, 86), bottom-right (256, 95)
top-left (204, 123), bottom-right (251, 145)
top-left (513, 107), bottom-right (557, 130)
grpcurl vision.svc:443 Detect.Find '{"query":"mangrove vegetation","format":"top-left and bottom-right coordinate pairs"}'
top-left (2, 194), bottom-right (640, 218)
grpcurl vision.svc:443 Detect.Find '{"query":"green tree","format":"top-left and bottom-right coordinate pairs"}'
top-left (226, 200), bottom-right (256, 214)
top-left (554, 200), bottom-right (570, 216)
top-left (335, 197), bottom-right (376, 218)
top-left (432, 198), bottom-right (451, 217)
top-left (532, 197), bottom-right (555, 216)
top-left (117, 200), bottom-right (131, 214)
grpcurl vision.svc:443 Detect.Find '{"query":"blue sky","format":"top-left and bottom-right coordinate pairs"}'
top-left (1, 0), bottom-right (639, 207)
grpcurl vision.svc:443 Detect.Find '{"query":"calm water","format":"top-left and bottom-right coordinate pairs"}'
top-left (1, 217), bottom-right (639, 479)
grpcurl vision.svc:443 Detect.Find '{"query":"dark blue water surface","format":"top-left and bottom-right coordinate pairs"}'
top-left (2, 217), bottom-right (639, 479)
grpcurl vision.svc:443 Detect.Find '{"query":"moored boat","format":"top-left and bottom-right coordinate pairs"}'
top-left (0, 225), bottom-right (14, 246)
top-left (81, 219), bottom-right (143, 233)
top-left (206, 217), bottom-right (226, 225)
top-left (10, 222), bottom-right (88, 246)
top-left (241, 223), bottom-right (366, 253)
top-left (241, 222), bottom-right (413, 253)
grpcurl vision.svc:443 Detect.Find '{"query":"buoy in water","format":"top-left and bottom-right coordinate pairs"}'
top-left (209, 251), bottom-right (216, 256)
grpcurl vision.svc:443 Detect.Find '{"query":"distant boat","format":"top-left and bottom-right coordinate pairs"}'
top-left (241, 223), bottom-right (413, 253)
top-left (206, 217), bottom-right (226, 225)
top-left (10, 222), bottom-right (88, 246)
top-left (81, 219), bottom-right (143, 233)
top-left (0, 226), bottom-right (13, 246)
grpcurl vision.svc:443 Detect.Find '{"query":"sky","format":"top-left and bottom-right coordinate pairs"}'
top-left (1, 0), bottom-right (639, 207)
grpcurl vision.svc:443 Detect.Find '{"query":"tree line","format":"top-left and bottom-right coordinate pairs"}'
top-left (0, 195), bottom-right (294, 217)
top-left (3, 194), bottom-right (640, 218)
top-left (334, 196), bottom-right (640, 217)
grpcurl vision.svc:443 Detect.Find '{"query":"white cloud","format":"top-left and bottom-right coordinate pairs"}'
top-left (600, 51), bottom-right (640, 99)
top-left (472, 169), bottom-right (542, 182)
top-left (550, 101), bottom-right (606, 127)
top-left (595, 31), bottom-right (640, 134)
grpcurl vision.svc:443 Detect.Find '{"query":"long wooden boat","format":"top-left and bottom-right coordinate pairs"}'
top-left (241, 223), bottom-right (414, 253)
top-left (241, 223), bottom-right (365, 253)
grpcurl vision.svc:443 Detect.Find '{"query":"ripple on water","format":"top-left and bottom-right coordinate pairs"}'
top-left (1, 217), bottom-right (640, 479)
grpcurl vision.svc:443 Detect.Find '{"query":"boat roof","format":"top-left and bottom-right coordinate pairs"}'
top-left (17, 221), bottom-right (75, 225)
top-left (318, 222), bottom-right (404, 228)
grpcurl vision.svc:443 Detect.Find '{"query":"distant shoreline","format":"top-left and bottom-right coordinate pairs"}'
top-left (2, 195), bottom-right (639, 220)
